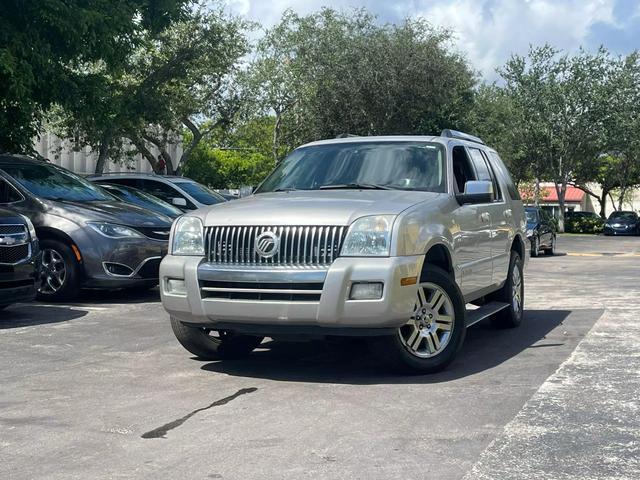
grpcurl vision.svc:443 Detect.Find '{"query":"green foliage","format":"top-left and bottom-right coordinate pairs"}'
top-left (565, 216), bottom-right (605, 234)
top-left (244, 8), bottom-right (476, 159)
top-left (183, 116), bottom-right (276, 188)
top-left (0, 0), bottom-right (189, 153)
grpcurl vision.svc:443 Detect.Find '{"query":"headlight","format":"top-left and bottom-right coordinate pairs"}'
top-left (341, 215), bottom-right (394, 257)
top-left (88, 222), bottom-right (143, 239)
top-left (171, 216), bottom-right (204, 256)
top-left (20, 215), bottom-right (37, 240)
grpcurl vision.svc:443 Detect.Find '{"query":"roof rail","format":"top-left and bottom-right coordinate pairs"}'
top-left (335, 133), bottom-right (360, 138)
top-left (440, 129), bottom-right (485, 145)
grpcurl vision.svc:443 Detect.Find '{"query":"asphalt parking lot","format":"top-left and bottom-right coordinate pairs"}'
top-left (1, 235), bottom-right (639, 480)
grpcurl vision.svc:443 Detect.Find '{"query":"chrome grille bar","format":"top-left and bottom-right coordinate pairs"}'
top-left (205, 225), bottom-right (347, 266)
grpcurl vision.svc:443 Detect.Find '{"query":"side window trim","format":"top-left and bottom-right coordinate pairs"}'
top-left (478, 150), bottom-right (503, 203)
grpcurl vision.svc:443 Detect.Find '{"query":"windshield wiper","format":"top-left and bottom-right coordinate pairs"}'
top-left (273, 187), bottom-right (300, 192)
top-left (319, 183), bottom-right (392, 191)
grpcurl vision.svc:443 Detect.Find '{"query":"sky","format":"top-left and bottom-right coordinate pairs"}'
top-left (224, 0), bottom-right (640, 81)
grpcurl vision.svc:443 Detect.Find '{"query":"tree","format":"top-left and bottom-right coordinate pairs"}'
top-left (53, 7), bottom-right (248, 174)
top-left (0, 0), bottom-right (189, 154)
top-left (245, 8), bottom-right (476, 161)
top-left (499, 46), bottom-right (611, 231)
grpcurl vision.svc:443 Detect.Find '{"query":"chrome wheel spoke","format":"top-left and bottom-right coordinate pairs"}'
top-left (39, 248), bottom-right (67, 295)
top-left (399, 282), bottom-right (455, 359)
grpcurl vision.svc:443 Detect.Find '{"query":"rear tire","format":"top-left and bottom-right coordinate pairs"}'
top-left (490, 251), bottom-right (524, 328)
top-left (170, 316), bottom-right (264, 360)
top-left (37, 239), bottom-right (81, 302)
top-left (370, 265), bottom-right (466, 374)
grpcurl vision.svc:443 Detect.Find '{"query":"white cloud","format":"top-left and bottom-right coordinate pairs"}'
top-left (416, 0), bottom-right (616, 79)
top-left (224, 0), bottom-right (619, 80)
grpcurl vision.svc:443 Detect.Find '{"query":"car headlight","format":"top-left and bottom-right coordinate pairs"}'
top-left (341, 215), bottom-right (394, 257)
top-left (20, 215), bottom-right (37, 240)
top-left (171, 216), bottom-right (204, 256)
top-left (88, 222), bottom-right (144, 239)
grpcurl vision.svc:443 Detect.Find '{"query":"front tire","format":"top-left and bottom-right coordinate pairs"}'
top-left (530, 236), bottom-right (539, 257)
top-left (170, 317), bottom-right (264, 360)
top-left (490, 251), bottom-right (524, 328)
top-left (37, 239), bottom-right (81, 302)
top-left (370, 265), bottom-right (466, 374)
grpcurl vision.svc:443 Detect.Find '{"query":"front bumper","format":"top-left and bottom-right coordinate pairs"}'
top-left (160, 255), bottom-right (424, 333)
top-left (603, 225), bottom-right (637, 236)
top-left (71, 228), bottom-right (168, 288)
top-left (0, 245), bottom-right (39, 306)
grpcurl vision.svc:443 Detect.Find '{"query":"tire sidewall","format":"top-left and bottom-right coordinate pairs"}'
top-left (502, 252), bottom-right (524, 326)
top-left (37, 239), bottom-right (80, 302)
top-left (384, 265), bottom-right (466, 373)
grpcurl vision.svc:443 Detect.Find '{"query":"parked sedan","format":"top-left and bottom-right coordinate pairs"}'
top-left (98, 183), bottom-right (182, 219)
top-left (0, 155), bottom-right (173, 301)
top-left (89, 174), bottom-right (227, 211)
top-left (0, 208), bottom-right (40, 309)
top-left (525, 206), bottom-right (556, 257)
top-left (603, 211), bottom-right (639, 236)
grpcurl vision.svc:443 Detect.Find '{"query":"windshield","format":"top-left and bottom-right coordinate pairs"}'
top-left (174, 181), bottom-right (226, 205)
top-left (608, 211), bottom-right (637, 220)
top-left (1, 163), bottom-right (112, 202)
top-left (525, 209), bottom-right (538, 223)
top-left (105, 185), bottom-right (182, 217)
top-left (256, 141), bottom-right (447, 193)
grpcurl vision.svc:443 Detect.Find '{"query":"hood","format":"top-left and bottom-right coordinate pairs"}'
top-left (607, 217), bottom-right (637, 225)
top-left (201, 190), bottom-right (445, 226)
top-left (43, 199), bottom-right (173, 227)
top-left (0, 207), bottom-right (26, 224)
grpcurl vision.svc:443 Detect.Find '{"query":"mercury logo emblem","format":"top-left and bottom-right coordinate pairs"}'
top-left (255, 231), bottom-right (279, 258)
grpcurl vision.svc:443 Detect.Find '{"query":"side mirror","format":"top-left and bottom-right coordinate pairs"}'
top-left (171, 197), bottom-right (187, 207)
top-left (456, 180), bottom-right (494, 205)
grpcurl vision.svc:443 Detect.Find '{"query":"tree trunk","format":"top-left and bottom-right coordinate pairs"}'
top-left (554, 180), bottom-right (567, 233)
top-left (94, 133), bottom-right (112, 174)
top-left (617, 187), bottom-right (627, 211)
top-left (272, 112), bottom-right (281, 163)
top-left (598, 189), bottom-right (608, 218)
top-left (534, 178), bottom-right (540, 206)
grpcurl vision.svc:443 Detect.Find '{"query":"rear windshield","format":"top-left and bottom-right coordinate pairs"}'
top-left (104, 185), bottom-right (182, 217)
top-left (1, 163), bottom-right (111, 202)
top-left (174, 181), bottom-right (226, 205)
top-left (256, 141), bottom-right (447, 193)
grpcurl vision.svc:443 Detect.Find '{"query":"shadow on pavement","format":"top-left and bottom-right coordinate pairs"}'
top-left (201, 309), bottom-right (573, 385)
top-left (69, 287), bottom-right (160, 305)
top-left (0, 304), bottom-right (88, 329)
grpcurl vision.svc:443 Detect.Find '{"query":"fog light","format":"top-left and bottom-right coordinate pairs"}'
top-left (166, 278), bottom-right (187, 295)
top-left (349, 282), bottom-right (383, 300)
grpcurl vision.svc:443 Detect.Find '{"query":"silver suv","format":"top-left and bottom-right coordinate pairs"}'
top-left (160, 131), bottom-right (527, 372)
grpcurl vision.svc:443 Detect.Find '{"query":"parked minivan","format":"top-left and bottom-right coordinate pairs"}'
top-left (0, 155), bottom-right (173, 301)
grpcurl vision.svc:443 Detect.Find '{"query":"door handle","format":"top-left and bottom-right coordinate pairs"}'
top-left (480, 212), bottom-right (490, 223)
top-left (504, 209), bottom-right (512, 218)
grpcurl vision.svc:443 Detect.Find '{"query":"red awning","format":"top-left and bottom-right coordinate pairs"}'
top-left (519, 186), bottom-right (585, 203)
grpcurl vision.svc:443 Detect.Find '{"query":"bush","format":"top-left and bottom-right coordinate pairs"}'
top-left (565, 216), bottom-right (604, 234)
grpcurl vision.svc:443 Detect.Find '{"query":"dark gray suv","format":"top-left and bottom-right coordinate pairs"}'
top-left (0, 155), bottom-right (173, 301)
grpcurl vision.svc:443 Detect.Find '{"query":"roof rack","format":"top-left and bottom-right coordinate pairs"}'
top-left (440, 129), bottom-right (485, 145)
top-left (86, 171), bottom-right (158, 178)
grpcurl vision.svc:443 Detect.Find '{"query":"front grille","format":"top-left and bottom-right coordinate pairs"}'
top-left (205, 225), bottom-right (347, 266)
top-left (135, 226), bottom-right (171, 241)
top-left (0, 244), bottom-right (30, 264)
top-left (200, 280), bottom-right (323, 302)
top-left (0, 224), bottom-right (26, 235)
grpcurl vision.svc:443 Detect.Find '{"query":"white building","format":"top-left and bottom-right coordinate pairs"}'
top-left (34, 131), bottom-right (182, 175)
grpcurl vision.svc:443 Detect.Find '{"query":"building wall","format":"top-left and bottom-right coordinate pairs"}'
top-left (34, 132), bottom-right (182, 175)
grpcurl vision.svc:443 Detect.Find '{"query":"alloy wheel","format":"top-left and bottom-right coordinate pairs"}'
top-left (39, 248), bottom-right (67, 295)
top-left (398, 282), bottom-right (455, 358)
top-left (511, 263), bottom-right (523, 315)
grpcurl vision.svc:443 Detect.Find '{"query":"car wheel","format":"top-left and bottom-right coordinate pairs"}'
top-left (490, 251), bottom-right (524, 328)
top-left (37, 239), bottom-right (81, 302)
top-left (370, 265), bottom-right (466, 374)
top-left (530, 236), bottom-right (539, 257)
top-left (170, 316), bottom-right (264, 360)
top-left (544, 235), bottom-right (556, 255)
